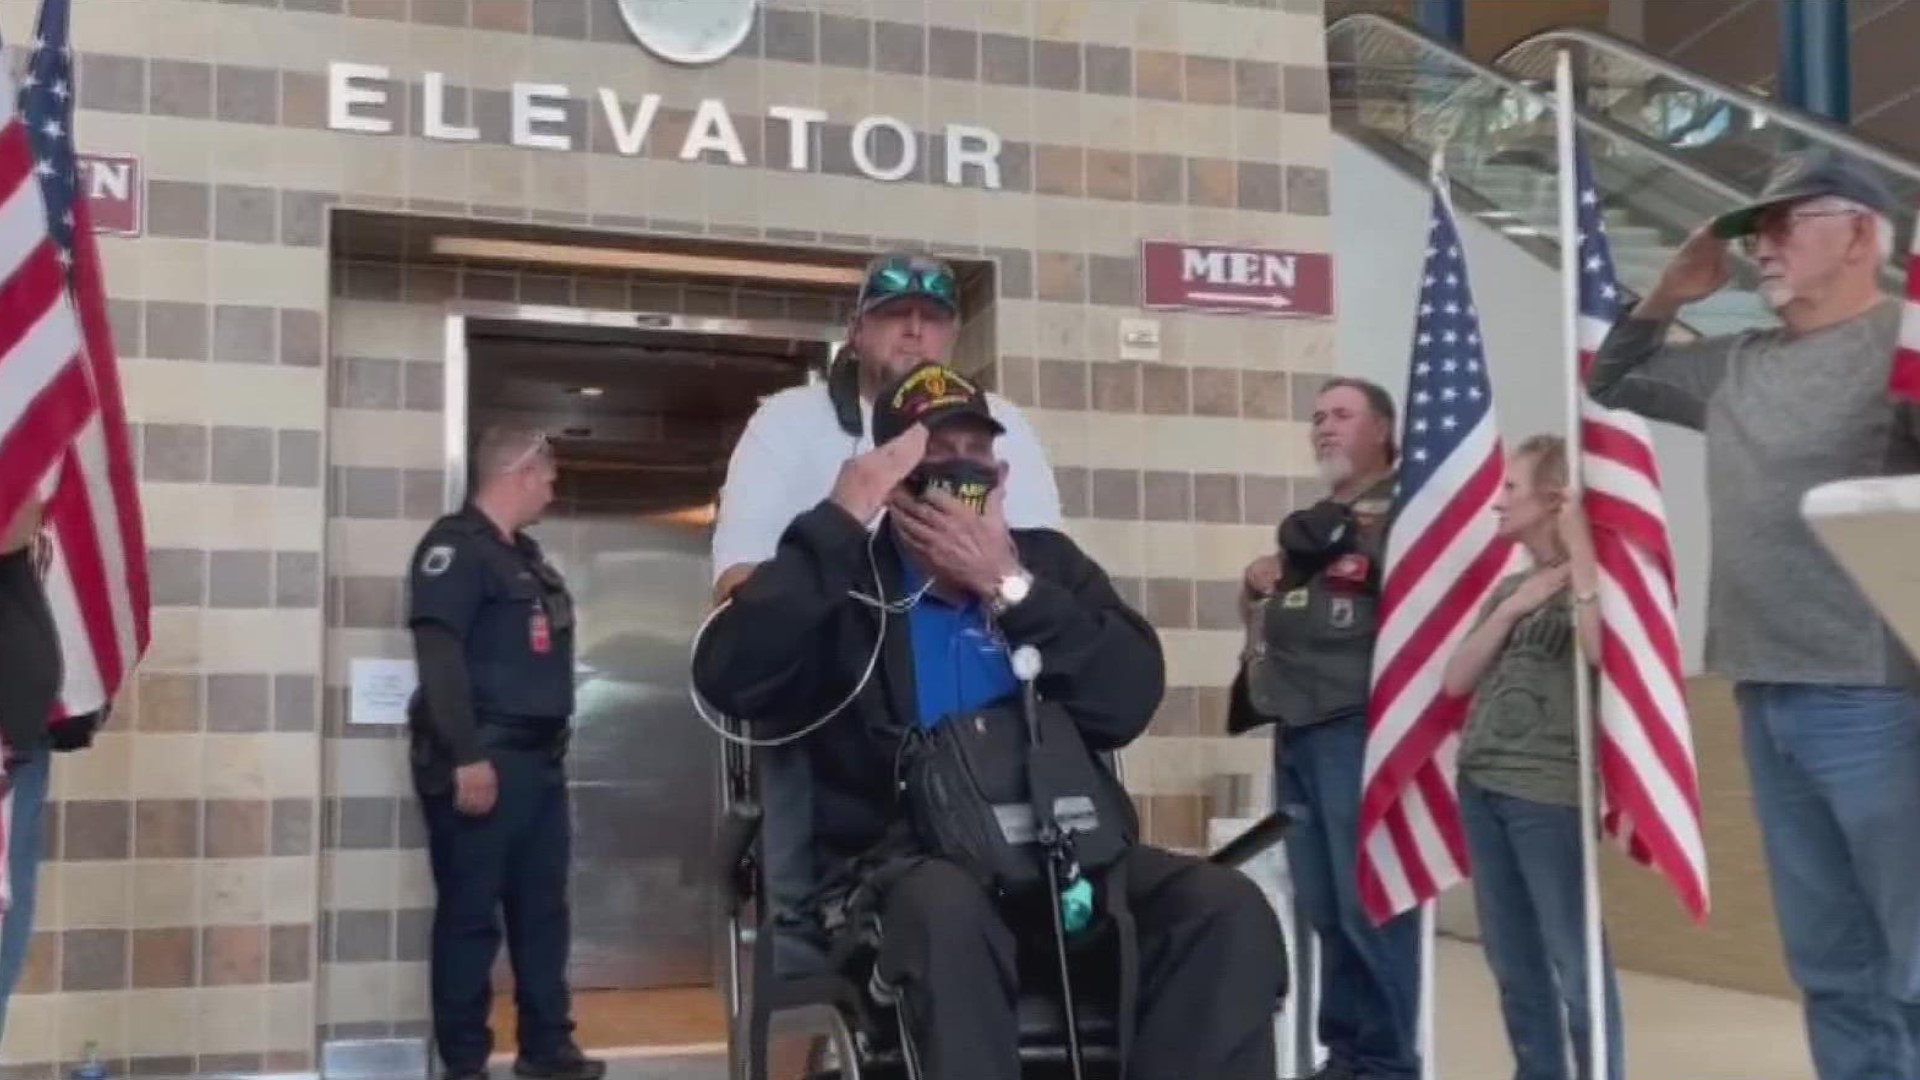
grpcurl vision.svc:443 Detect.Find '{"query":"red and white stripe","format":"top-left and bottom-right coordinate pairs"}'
top-left (1891, 203), bottom-right (1920, 404)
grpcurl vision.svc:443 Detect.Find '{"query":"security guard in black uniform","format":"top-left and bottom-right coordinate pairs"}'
top-left (1238, 377), bottom-right (1422, 1080)
top-left (405, 426), bottom-right (603, 1080)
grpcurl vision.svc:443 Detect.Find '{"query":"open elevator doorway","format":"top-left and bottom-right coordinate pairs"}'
top-left (448, 302), bottom-right (840, 1058)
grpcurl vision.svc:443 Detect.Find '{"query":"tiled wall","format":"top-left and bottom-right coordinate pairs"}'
top-left (6, 0), bottom-right (1336, 1072)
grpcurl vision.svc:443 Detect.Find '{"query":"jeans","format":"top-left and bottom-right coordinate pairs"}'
top-left (1736, 682), bottom-right (1920, 1080)
top-left (0, 749), bottom-right (51, 1040)
top-left (1277, 713), bottom-right (1422, 1080)
top-left (1458, 779), bottom-right (1623, 1080)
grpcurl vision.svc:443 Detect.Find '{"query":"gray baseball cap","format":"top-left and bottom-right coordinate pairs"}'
top-left (1710, 149), bottom-right (1898, 239)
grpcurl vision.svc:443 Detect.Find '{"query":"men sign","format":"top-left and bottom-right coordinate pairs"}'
top-left (1139, 240), bottom-right (1333, 318)
top-left (79, 153), bottom-right (141, 236)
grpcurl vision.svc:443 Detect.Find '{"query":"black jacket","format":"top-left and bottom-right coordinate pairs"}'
top-left (693, 501), bottom-right (1165, 865)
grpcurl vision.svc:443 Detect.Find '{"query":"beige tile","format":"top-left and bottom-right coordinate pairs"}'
top-left (29, 863), bottom-right (63, 933)
top-left (143, 605), bottom-right (205, 670)
top-left (266, 856), bottom-right (319, 927)
top-left (332, 738), bottom-right (413, 799)
top-left (266, 983), bottom-right (317, 1052)
top-left (395, 849), bottom-right (436, 909)
top-left (123, 359), bottom-right (213, 426)
top-left (324, 961), bottom-right (398, 1025)
top-left (54, 989), bottom-right (131, 1062)
top-left (1, 993), bottom-right (57, 1062)
top-left (469, 144), bottom-right (530, 206)
top-left (202, 734), bottom-right (270, 800)
top-left (199, 611), bottom-right (322, 679)
top-left (57, 730), bottom-right (135, 802)
top-left (1067, 519), bottom-right (1144, 580)
top-left (128, 987), bottom-right (202, 1056)
top-left (344, 137), bottom-right (409, 200)
top-left (332, 297), bottom-right (443, 363)
top-left (130, 861), bottom-right (201, 930)
top-left (55, 862), bottom-right (133, 931)
top-left (139, 239), bottom-right (213, 305)
top-left (329, 411), bottom-right (443, 470)
top-left (325, 851), bottom-right (399, 910)
top-left (1194, 522), bottom-right (1272, 580)
top-left (200, 859), bottom-right (268, 925)
top-left (266, 733), bottom-right (323, 800)
top-left (197, 984), bottom-right (270, 1054)
top-left (131, 736), bottom-right (208, 806)
top-left (391, 959), bottom-right (433, 1023)
top-left (211, 245), bottom-right (331, 311)
top-left (1133, 1), bottom-right (1181, 50)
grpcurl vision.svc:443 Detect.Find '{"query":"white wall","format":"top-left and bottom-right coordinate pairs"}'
top-left (1330, 134), bottom-right (1712, 675)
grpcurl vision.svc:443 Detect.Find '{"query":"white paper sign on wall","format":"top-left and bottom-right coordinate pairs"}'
top-left (350, 658), bottom-right (418, 726)
top-left (1119, 318), bottom-right (1162, 363)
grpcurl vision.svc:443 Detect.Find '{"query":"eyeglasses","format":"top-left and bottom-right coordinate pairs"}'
top-left (501, 432), bottom-right (552, 475)
top-left (1738, 206), bottom-right (1863, 255)
top-left (860, 256), bottom-right (958, 309)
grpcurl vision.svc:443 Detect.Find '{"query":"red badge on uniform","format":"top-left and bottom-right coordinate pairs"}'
top-left (529, 611), bottom-right (552, 654)
top-left (1325, 554), bottom-right (1372, 591)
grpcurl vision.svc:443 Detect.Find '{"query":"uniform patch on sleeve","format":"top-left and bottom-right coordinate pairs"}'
top-left (420, 545), bottom-right (455, 576)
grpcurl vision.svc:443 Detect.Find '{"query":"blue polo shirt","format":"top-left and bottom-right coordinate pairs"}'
top-left (898, 559), bottom-right (1020, 728)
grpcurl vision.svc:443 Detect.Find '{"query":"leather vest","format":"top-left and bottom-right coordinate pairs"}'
top-left (1244, 480), bottom-right (1394, 729)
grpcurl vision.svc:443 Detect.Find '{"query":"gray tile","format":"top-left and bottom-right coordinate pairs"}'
top-left (394, 908), bottom-right (433, 962)
top-left (414, 0), bottom-right (470, 27)
top-left (80, 53), bottom-right (146, 114)
top-left (519, 274), bottom-right (573, 306)
top-left (347, 262), bottom-right (405, 301)
top-left (276, 308), bottom-right (321, 368)
top-left (147, 180), bottom-right (210, 240)
top-left (273, 674), bottom-right (317, 733)
top-left (1033, 39), bottom-right (1082, 91)
top-left (211, 426), bottom-right (274, 485)
top-left (981, 33), bottom-right (1031, 86)
top-left (208, 550), bottom-right (272, 608)
top-left (1136, 154), bottom-right (1183, 204)
top-left (761, 7), bottom-right (816, 63)
top-left (1244, 475), bottom-right (1292, 525)
top-left (1236, 59), bottom-right (1283, 110)
top-left (142, 424), bottom-right (208, 483)
top-left (331, 909), bottom-right (392, 963)
top-left (396, 803), bottom-right (429, 849)
top-left (402, 468), bottom-right (445, 520)
top-left (276, 430), bottom-right (321, 489)
top-left (587, 0), bottom-right (632, 43)
top-left (1091, 468), bottom-right (1140, 520)
top-left (334, 797), bottom-right (397, 850)
top-left (147, 548), bottom-right (206, 607)
top-left (64, 801), bottom-right (132, 860)
top-left (213, 305), bottom-right (276, 365)
top-left (335, 466), bottom-right (401, 519)
top-left (1143, 470), bottom-right (1193, 522)
top-left (874, 20), bottom-right (924, 75)
top-left (818, 14), bottom-right (870, 68)
top-left (531, 0), bottom-right (587, 38)
top-left (339, 576), bottom-right (402, 628)
top-left (275, 551), bottom-right (320, 609)
top-left (1238, 161), bottom-right (1284, 212)
top-left (1054, 465), bottom-right (1089, 518)
top-left (929, 26), bottom-right (977, 81)
top-left (271, 798), bottom-right (314, 856)
top-left (107, 299), bottom-right (142, 357)
top-left (1085, 44), bottom-right (1132, 96)
top-left (461, 271), bottom-right (515, 301)
top-left (1286, 165), bottom-right (1330, 216)
top-left (403, 361), bottom-right (443, 411)
top-left (988, 247), bottom-right (1033, 299)
top-left (280, 190), bottom-right (336, 247)
top-left (148, 59), bottom-right (211, 118)
top-left (206, 673), bottom-right (270, 732)
top-left (62, 929), bottom-right (129, 992)
top-left (215, 184), bottom-right (277, 243)
top-left (1088, 254), bottom-right (1137, 307)
top-left (1194, 474), bottom-right (1242, 524)
top-left (336, 357), bottom-right (402, 410)
top-left (1284, 64), bottom-right (1329, 115)
top-left (215, 64), bottom-right (278, 124)
top-left (998, 140), bottom-right (1031, 193)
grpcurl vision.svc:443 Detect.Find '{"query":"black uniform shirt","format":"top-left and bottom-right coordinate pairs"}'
top-left (407, 504), bottom-right (576, 722)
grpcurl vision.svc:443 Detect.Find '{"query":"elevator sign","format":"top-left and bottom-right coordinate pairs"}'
top-left (1139, 240), bottom-right (1333, 318)
top-left (79, 153), bottom-right (142, 237)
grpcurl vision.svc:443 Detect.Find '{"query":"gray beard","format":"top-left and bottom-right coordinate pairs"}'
top-left (1759, 279), bottom-right (1794, 311)
top-left (1316, 452), bottom-right (1354, 488)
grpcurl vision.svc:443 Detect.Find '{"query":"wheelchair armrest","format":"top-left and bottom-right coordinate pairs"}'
top-left (715, 801), bottom-right (764, 910)
top-left (1205, 810), bottom-right (1290, 870)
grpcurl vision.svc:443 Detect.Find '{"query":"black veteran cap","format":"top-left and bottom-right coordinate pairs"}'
top-left (1710, 149), bottom-right (1898, 239)
top-left (871, 362), bottom-right (1005, 446)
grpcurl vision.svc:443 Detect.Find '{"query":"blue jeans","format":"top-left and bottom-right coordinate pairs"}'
top-left (0, 749), bottom-right (51, 1039)
top-left (1458, 779), bottom-right (1623, 1080)
top-left (1277, 713), bottom-right (1422, 1080)
top-left (1737, 683), bottom-right (1920, 1080)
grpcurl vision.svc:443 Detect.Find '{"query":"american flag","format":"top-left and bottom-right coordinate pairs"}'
top-left (1358, 166), bottom-right (1516, 924)
top-left (1573, 141), bottom-right (1709, 920)
top-left (19, 0), bottom-right (151, 724)
top-left (1891, 199), bottom-right (1920, 403)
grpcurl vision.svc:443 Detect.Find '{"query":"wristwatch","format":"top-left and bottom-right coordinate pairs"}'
top-left (988, 570), bottom-right (1033, 616)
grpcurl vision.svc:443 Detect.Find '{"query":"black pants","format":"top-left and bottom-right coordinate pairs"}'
top-left (419, 748), bottom-right (575, 1072)
top-left (873, 845), bottom-right (1283, 1080)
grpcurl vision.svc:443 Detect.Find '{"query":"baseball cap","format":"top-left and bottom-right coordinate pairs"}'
top-left (870, 362), bottom-right (1005, 446)
top-left (1710, 149), bottom-right (1898, 239)
top-left (854, 252), bottom-right (961, 319)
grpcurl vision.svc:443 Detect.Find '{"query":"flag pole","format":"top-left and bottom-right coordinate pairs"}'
top-left (1416, 142), bottom-right (1448, 1080)
top-left (1553, 48), bottom-right (1610, 1080)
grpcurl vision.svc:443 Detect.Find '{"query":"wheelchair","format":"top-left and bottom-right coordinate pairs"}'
top-left (713, 717), bottom-right (1293, 1080)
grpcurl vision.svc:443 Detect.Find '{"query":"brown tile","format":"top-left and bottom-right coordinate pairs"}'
top-left (988, 247), bottom-right (1032, 299)
top-left (1188, 157), bottom-right (1236, 208)
top-left (1151, 686), bottom-right (1200, 736)
top-left (1243, 371), bottom-right (1289, 420)
top-left (818, 13), bottom-right (870, 67)
top-left (148, 548), bottom-right (205, 607)
top-left (1092, 362), bottom-right (1140, 413)
top-left (1238, 161), bottom-right (1284, 212)
top-left (1195, 474), bottom-right (1242, 524)
top-left (331, 910), bottom-right (393, 962)
top-left (1037, 360), bottom-right (1089, 411)
top-left (202, 925), bottom-right (266, 986)
top-left (1135, 50), bottom-right (1184, 101)
top-left (141, 423), bottom-right (209, 482)
top-left (1284, 64), bottom-right (1330, 115)
top-left (1085, 150), bottom-right (1134, 202)
top-left (1192, 367), bottom-right (1241, 417)
top-left (215, 184), bottom-right (276, 243)
top-left (1090, 469), bottom-right (1139, 520)
top-left (215, 64), bottom-right (278, 124)
top-left (348, 0), bottom-right (406, 16)
top-left (402, 467), bottom-right (445, 518)
top-left (205, 800), bottom-right (268, 858)
top-left (1035, 252), bottom-right (1086, 304)
top-left (1235, 59), bottom-right (1283, 110)
top-left (519, 275), bottom-right (573, 306)
top-left (1085, 43), bottom-right (1132, 96)
top-left (108, 298), bottom-right (143, 357)
top-left (1287, 165), bottom-right (1331, 216)
top-left (276, 550), bottom-right (321, 609)
top-left (1034, 144), bottom-right (1084, 197)
top-left (132, 928), bottom-right (197, 989)
top-left (340, 576), bottom-right (403, 628)
top-left (63, 800), bottom-right (131, 860)
top-left (1195, 686), bottom-right (1231, 734)
top-left (472, 0), bottom-right (530, 33)
top-left (981, 33), bottom-right (1031, 87)
top-left (17, 932), bottom-right (57, 994)
top-left (138, 673), bottom-right (202, 733)
top-left (1055, 466), bottom-right (1090, 518)
top-left (762, 7), bottom-right (816, 63)
top-left (79, 53), bottom-right (146, 114)
top-left (145, 300), bottom-right (208, 361)
top-left (998, 140), bottom-right (1033, 193)
top-left (147, 180), bottom-right (209, 240)
top-left (1087, 255), bottom-right (1137, 308)
top-left (1185, 56), bottom-right (1234, 105)
top-left (277, 430), bottom-right (321, 488)
top-left (212, 427), bottom-right (273, 486)
top-left (278, 308), bottom-right (323, 367)
top-left (199, 1056), bottom-right (266, 1076)
top-left (281, 70), bottom-right (328, 129)
top-left (1290, 373), bottom-right (1326, 421)
top-left (136, 800), bottom-right (201, 858)
top-left (213, 305), bottom-right (276, 366)
top-left (130, 1057), bottom-right (200, 1079)
top-left (62, 930), bottom-right (128, 992)
top-left (396, 908), bottom-right (433, 962)
top-left (266, 1052), bottom-right (315, 1073)
top-left (928, 26), bottom-right (977, 81)
top-left (1143, 470), bottom-right (1192, 521)
top-left (1033, 39), bottom-right (1082, 91)
top-left (874, 20), bottom-right (924, 75)
top-left (209, 549), bottom-right (271, 608)
top-left (412, 0), bottom-right (469, 27)
top-left (1141, 364), bottom-right (1190, 415)
top-left (1152, 794), bottom-right (1206, 850)
top-left (269, 925), bottom-right (311, 983)
top-left (1244, 475), bottom-right (1292, 525)
top-left (1111, 576), bottom-right (1146, 609)
top-left (335, 466), bottom-right (401, 519)
top-left (281, 190), bottom-right (337, 247)
top-left (1136, 154), bottom-right (1184, 204)
top-left (1196, 580), bottom-right (1244, 630)
top-left (1144, 578), bottom-right (1194, 628)
top-left (271, 798), bottom-right (314, 856)
top-left (148, 59), bottom-right (211, 118)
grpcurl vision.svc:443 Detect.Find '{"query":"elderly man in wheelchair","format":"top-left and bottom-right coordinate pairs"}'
top-left (695, 362), bottom-right (1288, 1080)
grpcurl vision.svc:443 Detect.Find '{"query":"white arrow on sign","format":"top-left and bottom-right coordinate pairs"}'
top-left (1185, 290), bottom-right (1294, 308)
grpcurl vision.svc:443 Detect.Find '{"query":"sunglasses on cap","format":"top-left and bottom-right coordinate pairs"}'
top-left (858, 255), bottom-right (959, 315)
top-left (502, 431), bottom-right (553, 474)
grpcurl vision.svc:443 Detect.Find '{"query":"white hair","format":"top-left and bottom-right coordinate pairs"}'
top-left (1802, 195), bottom-right (1896, 259)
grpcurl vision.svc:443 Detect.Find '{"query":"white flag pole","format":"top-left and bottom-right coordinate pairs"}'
top-left (1553, 48), bottom-right (1610, 1080)
top-left (1416, 144), bottom-right (1447, 1080)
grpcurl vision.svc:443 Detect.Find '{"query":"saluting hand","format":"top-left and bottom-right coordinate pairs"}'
top-left (830, 425), bottom-right (930, 525)
top-left (1648, 226), bottom-right (1732, 311)
top-left (454, 760), bottom-right (498, 816)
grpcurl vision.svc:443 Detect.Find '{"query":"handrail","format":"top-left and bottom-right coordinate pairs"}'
top-left (1498, 25), bottom-right (1920, 187)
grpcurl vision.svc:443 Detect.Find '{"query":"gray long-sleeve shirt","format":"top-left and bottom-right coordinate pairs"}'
top-left (1588, 299), bottom-right (1920, 686)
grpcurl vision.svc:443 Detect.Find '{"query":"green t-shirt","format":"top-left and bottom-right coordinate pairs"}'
top-left (1457, 571), bottom-right (1584, 807)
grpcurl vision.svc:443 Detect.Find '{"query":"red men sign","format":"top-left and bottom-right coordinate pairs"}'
top-left (78, 153), bottom-right (142, 236)
top-left (1139, 240), bottom-right (1333, 318)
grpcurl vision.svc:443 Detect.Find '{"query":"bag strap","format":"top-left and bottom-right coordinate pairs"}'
top-left (1102, 857), bottom-right (1139, 1076)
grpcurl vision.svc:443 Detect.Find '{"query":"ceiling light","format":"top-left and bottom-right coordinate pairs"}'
top-left (571, 386), bottom-right (605, 397)
top-left (430, 236), bottom-right (866, 287)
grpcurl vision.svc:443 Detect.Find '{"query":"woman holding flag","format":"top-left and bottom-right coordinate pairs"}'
top-left (1441, 435), bottom-right (1624, 1080)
